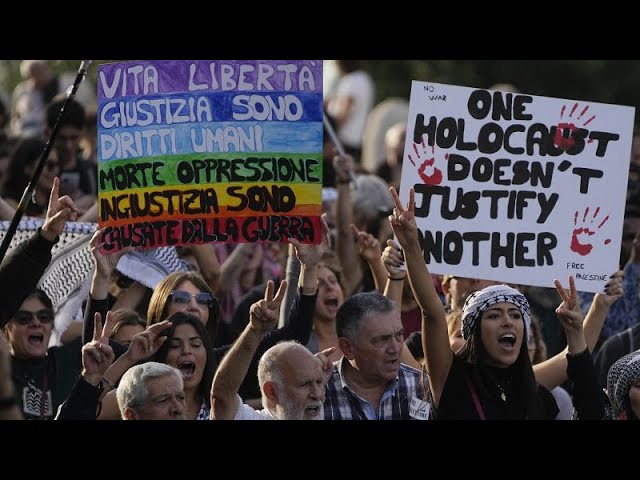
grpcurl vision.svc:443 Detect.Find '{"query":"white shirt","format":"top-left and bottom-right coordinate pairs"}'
top-left (233, 395), bottom-right (275, 420)
top-left (327, 70), bottom-right (374, 149)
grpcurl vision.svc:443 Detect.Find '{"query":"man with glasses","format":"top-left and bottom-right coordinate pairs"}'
top-left (323, 291), bottom-right (427, 420)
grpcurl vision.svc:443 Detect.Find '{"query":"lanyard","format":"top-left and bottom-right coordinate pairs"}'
top-left (465, 376), bottom-right (485, 420)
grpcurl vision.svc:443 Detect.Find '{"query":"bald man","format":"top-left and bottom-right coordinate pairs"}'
top-left (210, 280), bottom-right (332, 420)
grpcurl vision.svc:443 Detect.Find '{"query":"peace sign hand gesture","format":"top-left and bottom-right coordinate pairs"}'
top-left (249, 280), bottom-right (288, 334)
top-left (388, 187), bottom-right (419, 249)
top-left (81, 311), bottom-right (116, 385)
top-left (554, 276), bottom-right (587, 354)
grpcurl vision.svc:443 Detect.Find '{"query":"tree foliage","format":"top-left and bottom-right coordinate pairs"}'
top-left (1, 60), bottom-right (639, 125)
top-left (365, 60), bottom-right (640, 125)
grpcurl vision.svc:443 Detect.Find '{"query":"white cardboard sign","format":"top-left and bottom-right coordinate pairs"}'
top-left (399, 81), bottom-right (634, 293)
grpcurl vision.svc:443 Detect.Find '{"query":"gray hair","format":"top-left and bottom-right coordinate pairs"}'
top-left (257, 341), bottom-right (304, 415)
top-left (351, 174), bottom-right (394, 224)
top-left (336, 291), bottom-right (397, 342)
top-left (116, 362), bottom-right (183, 418)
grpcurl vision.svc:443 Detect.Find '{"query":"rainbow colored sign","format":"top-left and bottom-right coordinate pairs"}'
top-left (97, 60), bottom-right (323, 252)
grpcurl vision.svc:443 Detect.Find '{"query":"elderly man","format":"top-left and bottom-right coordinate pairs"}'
top-left (323, 291), bottom-right (427, 420)
top-left (211, 280), bottom-right (332, 420)
top-left (116, 362), bottom-right (186, 420)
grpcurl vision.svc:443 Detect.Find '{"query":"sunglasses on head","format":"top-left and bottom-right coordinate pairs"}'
top-left (13, 309), bottom-right (54, 325)
top-left (168, 290), bottom-right (214, 308)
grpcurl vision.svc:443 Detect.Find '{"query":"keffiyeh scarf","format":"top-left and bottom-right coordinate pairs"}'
top-left (461, 284), bottom-right (531, 341)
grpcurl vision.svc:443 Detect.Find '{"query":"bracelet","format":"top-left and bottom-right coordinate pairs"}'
top-left (0, 395), bottom-right (17, 409)
top-left (101, 377), bottom-right (116, 390)
top-left (336, 178), bottom-right (351, 185)
top-left (387, 274), bottom-right (406, 281)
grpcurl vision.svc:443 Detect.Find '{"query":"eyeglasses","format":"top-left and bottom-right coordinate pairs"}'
top-left (168, 290), bottom-right (214, 309)
top-left (13, 309), bottom-right (54, 325)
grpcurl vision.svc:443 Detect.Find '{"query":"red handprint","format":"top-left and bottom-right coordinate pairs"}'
top-left (570, 207), bottom-right (611, 256)
top-left (407, 137), bottom-right (446, 185)
top-left (554, 102), bottom-right (596, 151)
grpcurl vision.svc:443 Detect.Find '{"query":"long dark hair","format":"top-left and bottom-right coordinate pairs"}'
top-left (457, 319), bottom-right (547, 419)
top-left (152, 312), bottom-right (215, 408)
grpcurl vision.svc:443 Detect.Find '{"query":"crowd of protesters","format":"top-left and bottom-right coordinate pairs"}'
top-left (0, 60), bottom-right (638, 421)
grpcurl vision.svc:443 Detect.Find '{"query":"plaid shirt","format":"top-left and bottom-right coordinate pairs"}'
top-left (323, 357), bottom-right (425, 420)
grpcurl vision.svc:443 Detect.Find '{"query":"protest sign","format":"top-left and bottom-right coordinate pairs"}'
top-left (97, 60), bottom-right (323, 252)
top-left (400, 82), bottom-right (634, 293)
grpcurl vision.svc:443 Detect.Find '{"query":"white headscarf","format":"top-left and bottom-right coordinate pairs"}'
top-left (461, 284), bottom-right (531, 341)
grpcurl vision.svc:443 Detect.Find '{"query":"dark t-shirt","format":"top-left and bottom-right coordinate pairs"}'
top-left (433, 355), bottom-right (558, 420)
top-left (10, 337), bottom-right (82, 420)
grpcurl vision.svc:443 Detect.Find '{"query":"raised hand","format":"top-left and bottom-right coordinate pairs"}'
top-left (315, 346), bottom-right (336, 384)
top-left (333, 153), bottom-right (355, 184)
top-left (289, 214), bottom-right (331, 267)
top-left (124, 321), bottom-right (172, 364)
top-left (554, 276), bottom-right (584, 335)
top-left (249, 280), bottom-right (288, 334)
top-left (382, 239), bottom-right (406, 280)
top-left (388, 187), bottom-right (419, 249)
top-left (595, 270), bottom-right (624, 308)
top-left (41, 177), bottom-right (79, 242)
top-left (351, 224), bottom-right (381, 264)
top-left (90, 228), bottom-right (135, 279)
top-left (81, 311), bottom-right (116, 384)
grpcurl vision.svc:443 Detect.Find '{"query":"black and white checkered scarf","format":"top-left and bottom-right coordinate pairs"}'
top-left (607, 349), bottom-right (640, 419)
top-left (461, 284), bottom-right (531, 341)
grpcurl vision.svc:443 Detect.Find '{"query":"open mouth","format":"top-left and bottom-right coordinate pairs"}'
top-left (304, 405), bottom-right (322, 417)
top-left (498, 334), bottom-right (516, 350)
top-left (178, 361), bottom-right (196, 379)
top-left (28, 334), bottom-right (44, 346)
top-left (324, 298), bottom-right (338, 307)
